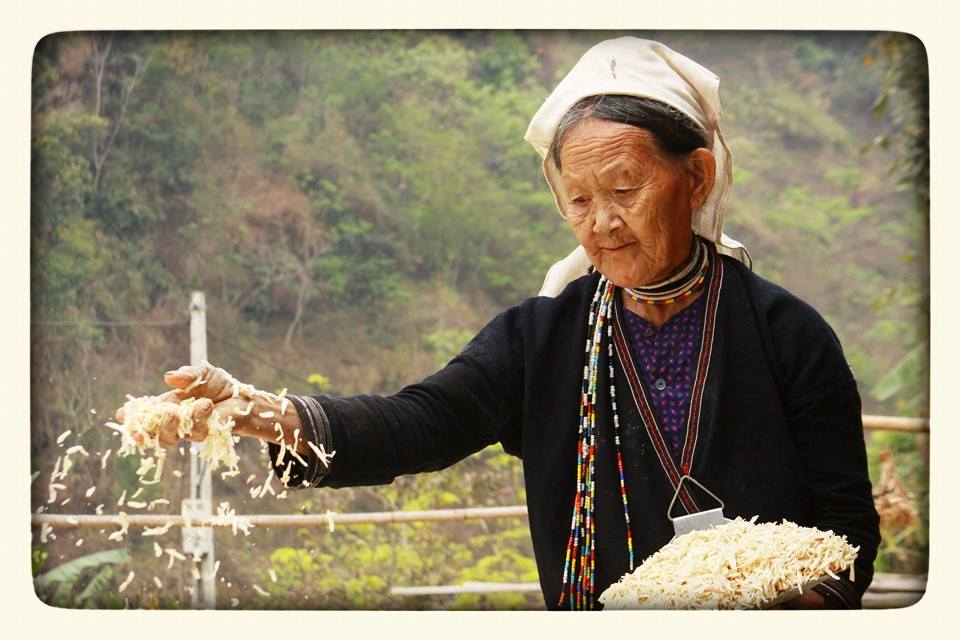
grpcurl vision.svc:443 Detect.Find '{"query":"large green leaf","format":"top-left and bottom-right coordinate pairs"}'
top-left (871, 343), bottom-right (926, 403)
top-left (34, 549), bottom-right (131, 592)
top-left (76, 565), bottom-right (115, 608)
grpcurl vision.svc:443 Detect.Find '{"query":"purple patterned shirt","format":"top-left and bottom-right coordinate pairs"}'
top-left (621, 292), bottom-right (707, 461)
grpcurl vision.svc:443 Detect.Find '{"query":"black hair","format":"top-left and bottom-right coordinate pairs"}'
top-left (548, 95), bottom-right (709, 171)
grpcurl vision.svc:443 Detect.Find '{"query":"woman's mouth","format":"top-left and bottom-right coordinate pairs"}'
top-left (600, 242), bottom-right (637, 252)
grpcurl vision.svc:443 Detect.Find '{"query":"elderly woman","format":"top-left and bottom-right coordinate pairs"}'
top-left (125, 37), bottom-right (880, 610)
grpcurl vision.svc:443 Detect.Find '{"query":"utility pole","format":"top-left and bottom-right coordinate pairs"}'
top-left (182, 291), bottom-right (216, 608)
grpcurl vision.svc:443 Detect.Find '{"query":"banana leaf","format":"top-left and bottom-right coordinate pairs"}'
top-left (76, 565), bottom-right (115, 608)
top-left (34, 549), bottom-right (131, 594)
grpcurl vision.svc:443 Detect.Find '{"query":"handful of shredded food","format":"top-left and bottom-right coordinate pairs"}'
top-left (106, 394), bottom-right (240, 484)
top-left (598, 516), bottom-right (859, 610)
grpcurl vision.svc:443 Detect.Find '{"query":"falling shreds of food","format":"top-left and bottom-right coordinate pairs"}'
top-left (118, 571), bottom-right (135, 593)
top-left (215, 501), bottom-right (253, 536)
top-left (147, 498), bottom-right (170, 511)
top-left (107, 512), bottom-right (130, 542)
top-left (165, 548), bottom-right (186, 569)
top-left (206, 560), bottom-right (222, 581)
top-left (142, 520), bottom-right (175, 537)
top-left (40, 362), bottom-right (348, 607)
top-left (306, 440), bottom-right (336, 469)
top-left (47, 483), bottom-right (66, 504)
top-left (598, 517), bottom-right (858, 610)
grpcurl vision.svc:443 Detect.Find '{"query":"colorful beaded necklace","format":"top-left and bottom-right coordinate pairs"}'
top-left (558, 275), bottom-right (634, 610)
top-left (623, 236), bottom-right (709, 306)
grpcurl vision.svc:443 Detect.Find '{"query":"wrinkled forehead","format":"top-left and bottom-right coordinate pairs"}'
top-left (556, 120), bottom-right (666, 179)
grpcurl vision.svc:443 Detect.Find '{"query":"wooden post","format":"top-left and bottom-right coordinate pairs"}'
top-left (183, 291), bottom-right (216, 609)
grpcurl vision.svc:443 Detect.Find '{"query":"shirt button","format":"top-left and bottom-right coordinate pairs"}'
top-left (644, 327), bottom-right (654, 337)
top-left (654, 378), bottom-right (667, 391)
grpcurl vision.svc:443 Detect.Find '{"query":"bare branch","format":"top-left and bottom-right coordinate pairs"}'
top-left (90, 33), bottom-right (113, 189)
top-left (90, 38), bottom-right (147, 194)
top-left (283, 267), bottom-right (312, 350)
top-left (99, 55), bottom-right (145, 171)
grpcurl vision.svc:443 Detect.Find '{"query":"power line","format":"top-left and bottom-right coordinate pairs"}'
top-left (32, 318), bottom-right (186, 327)
top-left (207, 329), bottom-right (312, 384)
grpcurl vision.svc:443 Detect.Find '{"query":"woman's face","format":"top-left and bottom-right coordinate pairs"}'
top-left (552, 118), bottom-right (713, 288)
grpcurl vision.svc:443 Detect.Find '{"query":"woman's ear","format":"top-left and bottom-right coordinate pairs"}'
top-left (686, 147), bottom-right (716, 210)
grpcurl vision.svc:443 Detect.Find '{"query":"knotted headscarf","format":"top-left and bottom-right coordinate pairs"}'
top-left (524, 37), bottom-right (751, 296)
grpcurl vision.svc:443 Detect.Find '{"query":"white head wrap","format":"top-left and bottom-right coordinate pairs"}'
top-left (524, 37), bottom-right (752, 297)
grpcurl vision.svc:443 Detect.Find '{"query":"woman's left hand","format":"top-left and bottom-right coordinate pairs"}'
top-left (769, 590), bottom-right (827, 609)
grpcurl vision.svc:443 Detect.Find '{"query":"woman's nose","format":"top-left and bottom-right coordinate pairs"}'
top-left (592, 199), bottom-right (624, 235)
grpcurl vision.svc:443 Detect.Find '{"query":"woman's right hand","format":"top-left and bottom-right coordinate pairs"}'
top-left (113, 361), bottom-right (304, 450)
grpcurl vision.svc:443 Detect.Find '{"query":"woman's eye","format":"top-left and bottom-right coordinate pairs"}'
top-left (614, 187), bottom-right (637, 195)
top-left (571, 196), bottom-right (590, 205)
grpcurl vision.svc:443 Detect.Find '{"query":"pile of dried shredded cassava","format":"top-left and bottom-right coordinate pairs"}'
top-left (599, 516), bottom-right (859, 610)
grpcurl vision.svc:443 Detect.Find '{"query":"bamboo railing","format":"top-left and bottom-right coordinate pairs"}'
top-left (862, 415), bottom-right (928, 433)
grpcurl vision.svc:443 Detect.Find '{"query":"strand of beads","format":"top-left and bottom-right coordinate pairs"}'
top-left (558, 278), bottom-right (604, 609)
top-left (608, 294), bottom-right (635, 573)
top-left (559, 276), bottom-right (627, 610)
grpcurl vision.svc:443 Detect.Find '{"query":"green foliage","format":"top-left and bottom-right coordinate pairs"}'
top-left (34, 549), bottom-right (131, 608)
top-left (768, 186), bottom-right (872, 239)
top-left (871, 344), bottom-right (926, 413)
top-left (423, 328), bottom-right (475, 367)
top-left (451, 549), bottom-right (540, 610)
top-left (866, 34), bottom-right (928, 212)
top-left (867, 431), bottom-right (929, 574)
top-left (307, 373), bottom-right (331, 392)
top-left (32, 546), bottom-right (48, 575)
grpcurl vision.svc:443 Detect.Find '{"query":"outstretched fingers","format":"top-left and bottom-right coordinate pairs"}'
top-left (164, 362), bottom-right (234, 401)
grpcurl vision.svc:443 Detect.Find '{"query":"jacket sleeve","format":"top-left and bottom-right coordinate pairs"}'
top-left (768, 295), bottom-right (882, 607)
top-left (271, 303), bottom-right (527, 489)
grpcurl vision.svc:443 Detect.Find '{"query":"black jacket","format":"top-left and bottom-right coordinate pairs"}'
top-left (275, 252), bottom-right (881, 610)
